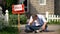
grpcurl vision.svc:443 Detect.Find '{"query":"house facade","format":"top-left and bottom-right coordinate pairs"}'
top-left (26, 0), bottom-right (60, 15)
top-left (29, 0), bottom-right (54, 15)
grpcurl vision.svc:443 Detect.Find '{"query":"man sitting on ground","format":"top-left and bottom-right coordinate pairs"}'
top-left (25, 14), bottom-right (49, 33)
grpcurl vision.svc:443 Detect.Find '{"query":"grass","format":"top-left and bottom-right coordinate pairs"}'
top-left (0, 27), bottom-right (18, 34)
top-left (48, 20), bottom-right (60, 25)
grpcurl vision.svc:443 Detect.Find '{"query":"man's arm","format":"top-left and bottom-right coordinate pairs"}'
top-left (41, 16), bottom-right (48, 30)
top-left (28, 16), bottom-right (35, 25)
top-left (29, 19), bottom-right (34, 25)
top-left (42, 22), bottom-right (47, 30)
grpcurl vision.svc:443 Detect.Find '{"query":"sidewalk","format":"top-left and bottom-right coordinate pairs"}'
top-left (18, 24), bottom-right (60, 34)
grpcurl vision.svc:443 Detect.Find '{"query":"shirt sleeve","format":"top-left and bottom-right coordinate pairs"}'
top-left (28, 16), bottom-right (33, 25)
top-left (41, 16), bottom-right (47, 22)
top-left (29, 16), bottom-right (33, 22)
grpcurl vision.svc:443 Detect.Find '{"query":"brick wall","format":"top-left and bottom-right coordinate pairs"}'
top-left (29, 0), bottom-right (54, 15)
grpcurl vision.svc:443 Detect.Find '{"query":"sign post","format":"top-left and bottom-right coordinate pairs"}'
top-left (18, 14), bottom-right (20, 33)
top-left (12, 4), bottom-right (24, 34)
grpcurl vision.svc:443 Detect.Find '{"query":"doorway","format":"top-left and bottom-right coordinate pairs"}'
top-left (54, 0), bottom-right (60, 15)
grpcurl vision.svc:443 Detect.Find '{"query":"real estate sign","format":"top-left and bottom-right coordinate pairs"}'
top-left (12, 4), bottom-right (25, 33)
top-left (12, 4), bottom-right (25, 14)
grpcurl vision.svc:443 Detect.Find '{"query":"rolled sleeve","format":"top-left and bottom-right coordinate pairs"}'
top-left (42, 16), bottom-right (47, 23)
top-left (28, 16), bottom-right (33, 25)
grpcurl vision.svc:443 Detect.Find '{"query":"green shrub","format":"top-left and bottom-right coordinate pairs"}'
top-left (6, 0), bottom-right (18, 14)
top-left (20, 15), bottom-right (27, 24)
top-left (0, 27), bottom-right (18, 34)
top-left (0, 17), bottom-right (7, 30)
top-left (0, 16), bottom-right (18, 34)
top-left (9, 15), bottom-right (27, 25)
top-left (48, 20), bottom-right (60, 24)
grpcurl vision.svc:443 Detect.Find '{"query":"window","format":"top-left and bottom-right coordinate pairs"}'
top-left (23, 0), bottom-right (27, 11)
top-left (40, 0), bottom-right (46, 5)
top-left (19, 0), bottom-right (24, 4)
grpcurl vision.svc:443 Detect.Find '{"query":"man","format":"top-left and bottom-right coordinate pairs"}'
top-left (25, 14), bottom-right (48, 33)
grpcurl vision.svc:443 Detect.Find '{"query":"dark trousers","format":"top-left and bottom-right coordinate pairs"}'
top-left (25, 24), bottom-right (48, 31)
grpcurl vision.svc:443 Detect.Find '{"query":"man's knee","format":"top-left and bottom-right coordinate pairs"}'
top-left (25, 25), bottom-right (31, 30)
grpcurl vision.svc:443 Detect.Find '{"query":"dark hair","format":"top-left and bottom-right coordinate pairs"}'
top-left (32, 14), bottom-right (37, 18)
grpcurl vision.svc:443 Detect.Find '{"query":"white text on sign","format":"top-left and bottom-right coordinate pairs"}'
top-left (14, 5), bottom-right (22, 11)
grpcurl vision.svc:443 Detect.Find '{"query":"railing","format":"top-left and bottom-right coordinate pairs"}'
top-left (5, 10), bottom-right (9, 23)
top-left (5, 10), bottom-right (60, 23)
top-left (46, 12), bottom-right (60, 22)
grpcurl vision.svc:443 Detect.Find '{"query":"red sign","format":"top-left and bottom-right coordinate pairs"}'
top-left (12, 4), bottom-right (25, 14)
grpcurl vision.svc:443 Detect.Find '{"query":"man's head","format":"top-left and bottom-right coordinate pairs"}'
top-left (32, 14), bottom-right (38, 20)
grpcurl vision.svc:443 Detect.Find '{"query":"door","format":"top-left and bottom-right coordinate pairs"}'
top-left (54, 0), bottom-right (60, 15)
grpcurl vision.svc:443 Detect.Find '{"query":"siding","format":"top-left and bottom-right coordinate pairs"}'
top-left (29, 0), bottom-right (54, 15)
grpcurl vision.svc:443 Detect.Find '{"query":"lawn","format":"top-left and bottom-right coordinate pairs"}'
top-left (0, 27), bottom-right (18, 34)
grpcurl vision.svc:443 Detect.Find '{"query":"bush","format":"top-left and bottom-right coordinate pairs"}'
top-left (20, 15), bottom-right (27, 24)
top-left (9, 14), bottom-right (27, 25)
top-left (0, 16), bottom-right (18, 34)
top-left (0, 17), bottom-right (7, 30)
top-left (0, 26), bottom-right (18, 34)
top-left (48, 20), bottom-right (60, 24)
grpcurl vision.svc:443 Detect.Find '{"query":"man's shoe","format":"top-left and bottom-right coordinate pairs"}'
top-left (35, 30), bottom-right (40, 33)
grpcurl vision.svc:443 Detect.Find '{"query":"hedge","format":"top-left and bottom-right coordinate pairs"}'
top-left (48, 20), bottom-right (60, 24)
top-left (9, 14), bottom-right (27, 25)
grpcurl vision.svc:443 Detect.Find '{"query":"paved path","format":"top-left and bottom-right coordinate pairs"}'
top-left (12, 25), bottom-right (60, 34)
top-left (19, 25), bottom-right (60, 34)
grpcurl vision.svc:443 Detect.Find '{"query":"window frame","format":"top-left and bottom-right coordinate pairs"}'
top-left (39, 0), bottom-right (46, 5)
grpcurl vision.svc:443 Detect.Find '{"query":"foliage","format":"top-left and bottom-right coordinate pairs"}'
top-left (0, 15), bottom-right (18, 34)
top-left (6, 0), bottom-right (18, 14)
top-left (20, 15), bottom-right (27, 24)
top-left (0, 17), bottom-right (7, 30)
top-left (0, 27), bottom-right (18, 34)
top-left (9, 14), bottom-right (27, 25)
top-left (6, 0), bottom-right (17, 8)
top-left (48, 20), bottom-right (60, 24)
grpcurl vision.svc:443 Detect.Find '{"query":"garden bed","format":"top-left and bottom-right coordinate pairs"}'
top-left (0, 27), bottom-right (18, 34)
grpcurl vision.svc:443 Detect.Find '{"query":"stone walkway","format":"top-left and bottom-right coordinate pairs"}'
top-left (19, 25), bottom-right (60, 34)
